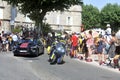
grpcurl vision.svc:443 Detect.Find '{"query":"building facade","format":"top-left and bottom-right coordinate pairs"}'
top-left (0, 0), bottom-right (82, 33)
top-left (46, 5), bottom-right (82, 33)
top-left (0, 0), bottom-right (34, 33)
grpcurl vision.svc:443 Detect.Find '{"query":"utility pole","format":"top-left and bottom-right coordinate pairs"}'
top-left (10, 5), bottom-right (17, 32)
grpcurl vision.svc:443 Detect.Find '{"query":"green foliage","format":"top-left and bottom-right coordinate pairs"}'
top-left (12, 25), bottom-right (22, 33)
top-left (2, 0), bottom-right (82, 22)
top-left (82, 4), bottom-right (100, 29)
top-left (100, 3), bottom-right (120, 31)
top-left (42, 23), bottom-right (52, 35)
top-left (2, 0), bottom-right (82, 33)
top-left (82, 3), bottom-right (120, 31)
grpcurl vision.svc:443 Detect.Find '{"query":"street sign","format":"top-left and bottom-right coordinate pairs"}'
top-left (10, 20), bottom-right (14, 25)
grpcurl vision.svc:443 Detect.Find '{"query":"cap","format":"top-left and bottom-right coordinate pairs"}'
top-left (106, 24), bottom-right (110, 27)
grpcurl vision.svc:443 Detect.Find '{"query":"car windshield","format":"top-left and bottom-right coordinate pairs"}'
top-left (20, 38), bottom-right (37, 44)
top-left (23, 39), bottom-right (33, 42)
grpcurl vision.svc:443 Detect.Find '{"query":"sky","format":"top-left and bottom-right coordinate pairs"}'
top-left (83, 0), bottom-right (120, 10)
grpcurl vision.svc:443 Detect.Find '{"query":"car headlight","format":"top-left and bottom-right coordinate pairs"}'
top-left (30, 46), bottom-right (37, 52)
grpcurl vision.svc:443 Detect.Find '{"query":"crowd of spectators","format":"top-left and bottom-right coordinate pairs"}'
top-left (49, 24), bottom-right (120, 68)
top-left (0, 31), bottom-right (19, 52)
top-left (1, 24), bottom-right (120, 69)
top-left (0, 28), bottom-right (37, 52)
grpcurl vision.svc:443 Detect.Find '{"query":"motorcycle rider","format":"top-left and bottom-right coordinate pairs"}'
top-left (48, 35), bottom-right (66, 64)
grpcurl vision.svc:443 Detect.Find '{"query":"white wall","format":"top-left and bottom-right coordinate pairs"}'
top-left (0, 9), bottom-right (3, 19)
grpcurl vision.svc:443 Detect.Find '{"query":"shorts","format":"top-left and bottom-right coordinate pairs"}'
top-left (72, 46), bottom-right (78, 50)
top-left (97, 46), bottom-right (103, 53)
top-left (2, 41), bottom-right (6, 44)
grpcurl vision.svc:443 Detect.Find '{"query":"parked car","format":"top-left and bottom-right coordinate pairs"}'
top-left (13, 38), bottom-right (44, 57)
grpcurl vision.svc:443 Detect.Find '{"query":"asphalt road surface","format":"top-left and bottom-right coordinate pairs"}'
top-left (0, 51), bottom-right (120, 80)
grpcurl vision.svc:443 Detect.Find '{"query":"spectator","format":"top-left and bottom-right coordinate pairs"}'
top-left (0, 33), bottom-right (2, 51)
top-left (96, 34), bottom-right (104, 65)
top-left (116, 29), bottom-right (120, 40)
top-left (102, 36), bottom-right (108, 64)
top-left (1, 31), bottom-right (4, 37)
top-left (103, 24), bottom-right (112, 62)
top-left (105, 24), bottom-right (112, 45)
top-left (71, 32), bottom-right (78, 58)
top-left (8, 35), bottom-right (13, 51)
top-left (105, 24), bottom-right (111, 35)
top-left (6, 34), bottom-right (9, 52)
top-left (115, 29), bottom-right (120, 55)
top-left (107, 32), bottom-right (117, 65)
top-left (85, 30), bottom-right (94, 61)
top-left (81, 36), bottom-right (88, 59)
top-left (2, 35), bottom-right (7, 51)
top-left (0, 33), bottom-right (2, 43)
top-left (78, 35), bottom-right (83, 53)
top-left (11, 33), bottom-right (18, 46)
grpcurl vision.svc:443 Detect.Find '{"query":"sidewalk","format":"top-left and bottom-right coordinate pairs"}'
top-left (73, 55), bottom-right (120, 74)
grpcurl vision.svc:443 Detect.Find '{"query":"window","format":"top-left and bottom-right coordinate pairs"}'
top-left (68, 17), bottom-right (70, 25)
top-left (66, 17), bottom-right (73, 25)
top-left (56, 15), bottom-right (60, 24)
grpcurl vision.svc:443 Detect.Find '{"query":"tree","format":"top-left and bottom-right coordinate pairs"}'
top-left (2, 0), bottom-right (83, 33)
top-left (42, 23), bottom-right (52, 36)
top-left (100, 3), bottom-right (120, 31)
top-left (82, 4), bottom-right (100, 29)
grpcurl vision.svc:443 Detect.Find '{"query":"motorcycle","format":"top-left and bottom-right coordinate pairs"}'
top-left (48, 40), bottom-right (66, 64)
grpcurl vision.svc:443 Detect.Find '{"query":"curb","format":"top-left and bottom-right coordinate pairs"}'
top-left (74, 58), bottom-right (120, 74)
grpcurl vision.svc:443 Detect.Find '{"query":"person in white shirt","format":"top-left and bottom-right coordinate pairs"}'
top-left (11, 33), bottom-right (18, 46)
top-left (105, 24), bottom-right (111, 35)
top-left (103, 24), bottom-right (112, 62)
top-left (105, 24), bottom-right (112, 49)
top-left (116, 29), bottom-right (120, 39)
top-left (12, 34), bottom-right (18, 42)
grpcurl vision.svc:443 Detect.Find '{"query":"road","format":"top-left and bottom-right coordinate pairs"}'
top-left (0, 51), bottom-right (120, 80)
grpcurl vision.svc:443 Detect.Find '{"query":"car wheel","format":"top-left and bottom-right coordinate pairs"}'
top-left (35, 48), bottom-right (39, 57)
top-left (14, 53), bottom-right (18, 56)
top-left (39, 47), bottom-right (44, 54)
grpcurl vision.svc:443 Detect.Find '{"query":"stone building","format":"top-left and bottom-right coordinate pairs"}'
top-left (0, 0), bottom-right (11, 32)
top-left (46, 5), bottom-right (82, 33)
top-left (0, 0), bottom-right (82, 33)
top-left (0, 0), bottom-right (34, 33)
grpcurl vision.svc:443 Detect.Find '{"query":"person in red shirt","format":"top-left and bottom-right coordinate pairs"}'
top-left (71, 32), bottom-right (78, 58)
